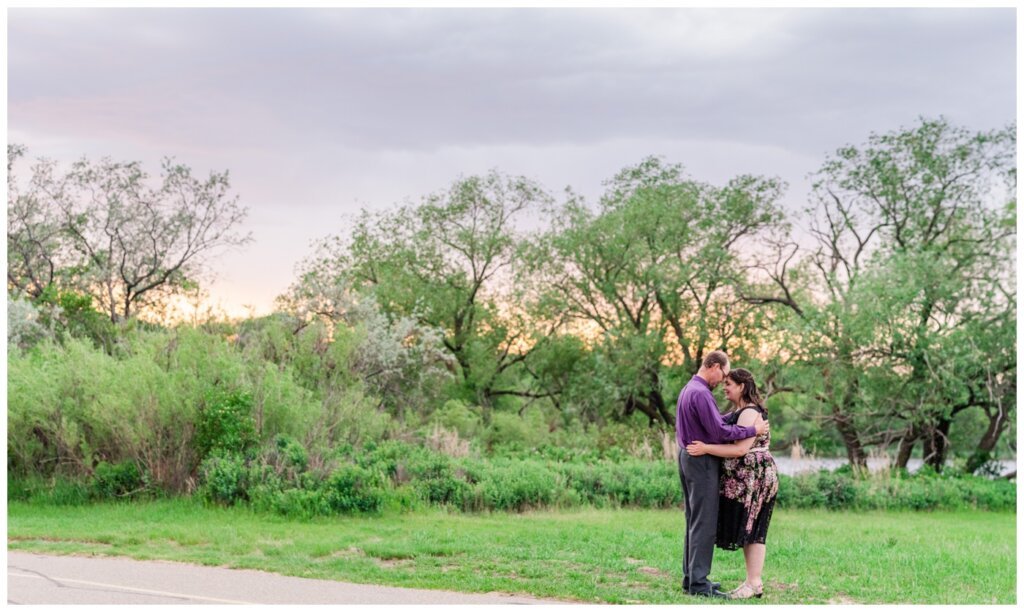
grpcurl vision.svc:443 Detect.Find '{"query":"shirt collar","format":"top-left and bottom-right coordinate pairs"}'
top-left (691, 375), bottom-right (710, 389)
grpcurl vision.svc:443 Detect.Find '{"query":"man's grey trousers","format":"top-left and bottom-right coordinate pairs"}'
top-left (678, 449), bottom-right (720, 594)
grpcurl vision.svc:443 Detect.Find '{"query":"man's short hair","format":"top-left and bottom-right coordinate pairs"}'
top-left (703, 350), bottom-right (729, 370)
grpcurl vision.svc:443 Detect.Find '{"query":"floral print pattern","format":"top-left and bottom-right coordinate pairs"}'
top-left (716, 405), bottom-right (779, 550)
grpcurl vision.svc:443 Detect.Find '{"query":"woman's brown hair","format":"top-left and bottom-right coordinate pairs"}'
top-left (727, 368), bottom-right (766, 417)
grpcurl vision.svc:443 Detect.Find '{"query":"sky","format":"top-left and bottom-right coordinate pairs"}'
top-left (6, 7), bottom-right (1017, 318)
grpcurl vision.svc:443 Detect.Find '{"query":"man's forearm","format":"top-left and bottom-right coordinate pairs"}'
top-left (702, 442), bottom-right (747, 458)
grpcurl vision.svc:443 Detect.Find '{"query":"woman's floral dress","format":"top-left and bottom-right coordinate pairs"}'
top-left (716, 405), bottom-right (779, 550)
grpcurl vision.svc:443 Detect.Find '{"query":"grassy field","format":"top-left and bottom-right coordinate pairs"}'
top-left (7, 500), bottom-right (1016, 604)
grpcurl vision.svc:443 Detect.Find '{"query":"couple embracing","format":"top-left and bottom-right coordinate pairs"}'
top-left (676, 350), bottom-right (779, 600)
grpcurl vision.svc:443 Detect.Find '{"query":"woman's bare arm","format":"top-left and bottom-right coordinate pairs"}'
top-left (686, 409), bottom-right (762, 458)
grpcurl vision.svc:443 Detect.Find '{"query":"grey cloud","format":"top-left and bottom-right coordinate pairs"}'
top-left (10, 8), bottom-right (1014, 157)
top-left (7, 7), bottom-right (1015, 314)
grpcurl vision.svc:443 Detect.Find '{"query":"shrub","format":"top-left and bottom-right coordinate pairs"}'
top-left (776, 469), bottom-right (1015, 512)
top-left (7, 294), bottom-right (54, 351)
top-left (472, 459), bottom-right (558, 512)
top-left (195, 390), bottom-right (258, 460)
top-left (484, 412), bottom-right (535, 449)
top-left (556, 460), bottom-right (681, 508)
top-left (92, 460), bottom-right (146, 499)
top-left (425, 424), bottom-right (472, 458)
top-left (253, 486), bottom-right (331, 519)
top-left (431, 399), bottom-right (483, 438)
top-left (356, 440), bottom-right (426, 480)
top-left (408, 454), bottom-right (471, 506)
top-left (198, 453), bottom-right (251, 506)
top-left (315, 385), bottom-right (393, 451)
top-left (323, 464), bottom-right (387, 514)
top-left (270, 434), bottom-right (309, 475)
top-left (818, 471), bottom-right (858, 509)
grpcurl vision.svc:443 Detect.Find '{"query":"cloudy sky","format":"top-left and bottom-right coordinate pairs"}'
top-left (7, 7), bottom-right (1016, 317)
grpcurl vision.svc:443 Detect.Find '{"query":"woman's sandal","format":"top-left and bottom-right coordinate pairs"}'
top-left (729, 582), bottom-right (764, 600)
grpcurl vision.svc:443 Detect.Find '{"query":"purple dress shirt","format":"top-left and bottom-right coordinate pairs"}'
top-left (675, 375), bottom-right (756, 447)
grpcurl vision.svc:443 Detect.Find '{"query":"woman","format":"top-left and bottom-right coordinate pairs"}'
top-left (685, 368), bottom-right (778, 600)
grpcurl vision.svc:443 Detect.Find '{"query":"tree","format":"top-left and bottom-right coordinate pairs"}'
top-left (7, 145), bottom-right (65, 299)
top-left (286, 170), bottom-right (555, 409)
top-left (744, 117), bottom-right (1016, 471)
top-left (525, 157), bottom-right (787, 427)
top-left (7, 147), bottom-right (252, 322)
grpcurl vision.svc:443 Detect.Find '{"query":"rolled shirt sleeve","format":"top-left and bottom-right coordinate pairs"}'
top-left (695, 390), bottom-right (756, 443)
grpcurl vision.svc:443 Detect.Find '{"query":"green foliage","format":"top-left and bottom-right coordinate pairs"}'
top-left (14, 433), bottom-right (1014, 514)
top-left (35, 286), bottom-right (118, 351)
top-left (485, 412), bottom-right (534, 448)
top-left (323, 464), bottom-right (387, 514)
top-left (409, 454), bottom-right (471, 507)
top-left (243, 465), bottom-right (387, 519)
top-left (7, 294), bottom-right (55, 351)
top-left (273, 434), bottom-right (309, 473)
top-left (523, 156), bottom-right (788, 427)
top-left (431, 399), bottom-right (483, 438)
top-left (7, 327), bottom-right (324, 494)
top-left (7, 476), bottom-right (92, 506)
top-left (92, 461), bottom-right (146, 499)
top-left (7, 148), bottom-right (251, 322)
top-left (781, 117), bottom-right (1017, 470)
top-left (198, 453), bottom-right (252, 506)
top-left (288, 170), bottom-right (549, 407)
top-left (776, 470), bottom-right (1016, 512)
top-left (470, 459), bottom-right (558, 512)
top-left (195, 390), bottom-right (258, 460)
top-left (7, 122), bottom-right (1017, 517)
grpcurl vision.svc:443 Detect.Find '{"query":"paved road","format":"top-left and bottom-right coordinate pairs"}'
top-left (7, 552), bottom-right (570, 605)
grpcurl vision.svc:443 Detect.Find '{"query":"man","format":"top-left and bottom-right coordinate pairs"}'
top-left (676, 350), bottom-right (766, 598)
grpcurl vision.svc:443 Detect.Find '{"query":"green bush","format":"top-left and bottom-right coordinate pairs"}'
top-left (270, 434), bottom-right (309, 475)
top-left (776, 469), bottom-right (1015, 512)
top-left (356, 439), bottom-right (426, 480)
top-left (198, 453), bottom-right (251, 506)
top-left (7, 327), bottom-right (329, 495)
top-left (431, 399), bottom-right (483, 438)
top-left (406, 453), bottom-right (470, 506)
top-left (324, 463), bottom-right (387, 514)
top-left (471, 459), bottom-right (558, 512)
top-left (818, 471), bottom-right (858, 509)
top-left (92, 461), bottom-right (146, 499)
top-left (484, 412), bottom-right (535, 449)
top-left (556, 460), bottom-right (681, 508)
top-left (195, 390), bottom-right (258, 460)
top-left (252, 486), bottom-right (331, 519)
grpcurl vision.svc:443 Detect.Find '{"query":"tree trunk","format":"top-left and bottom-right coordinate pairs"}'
top-left (965, 404), bottom-right (1011, 474)
top-left (647, 368), bottom-right (674, 426)
top-left (895, 426), bottom-right (920, 469)
top-left (624, 395), bottom-right (660, 425)
top-left (833, 406), bottom-right (868, 469)
top-left (648, 388), bottom-right (673, 427)
top-left (830, 363), bottom-right (867, 469)
top-left (922, 419), bottom-right (952, 472)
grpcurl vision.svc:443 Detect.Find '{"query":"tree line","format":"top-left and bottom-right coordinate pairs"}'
top-left (8, 117), bottom-right (1016, 474)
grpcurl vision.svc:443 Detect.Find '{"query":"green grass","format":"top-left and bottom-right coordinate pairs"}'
top-left (7, 500), bottom-right (1015, 604)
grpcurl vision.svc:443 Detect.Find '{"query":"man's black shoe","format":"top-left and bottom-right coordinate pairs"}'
top-left (683, 581), bottom-right (720, 591)
top-left (690, 588), bottom-right (729, 599)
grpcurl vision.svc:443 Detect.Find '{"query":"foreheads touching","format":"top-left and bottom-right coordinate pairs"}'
top-left (700, 350), bottom-right (730, 387)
